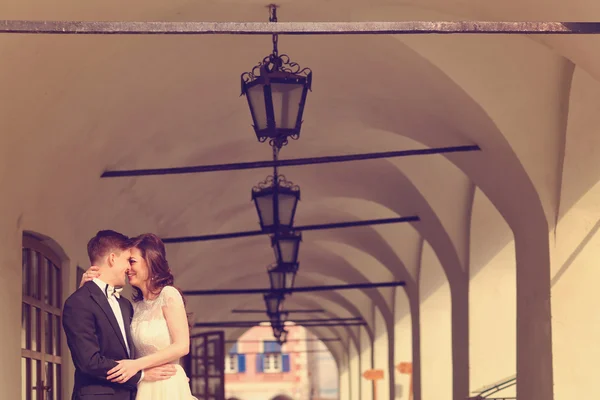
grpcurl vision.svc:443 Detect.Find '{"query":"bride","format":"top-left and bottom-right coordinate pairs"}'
top-left (82, 233), bottom-right (196, 400)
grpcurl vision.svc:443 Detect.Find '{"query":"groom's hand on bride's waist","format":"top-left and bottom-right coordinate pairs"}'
top-left (142, 365), bottom-right (178, 382)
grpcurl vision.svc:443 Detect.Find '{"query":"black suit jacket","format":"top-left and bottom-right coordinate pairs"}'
top-left (63, 281), bottom-right (142, 400)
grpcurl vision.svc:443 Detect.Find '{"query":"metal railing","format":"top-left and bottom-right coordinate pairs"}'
top-left (468, 374), bottom-right (516, 399)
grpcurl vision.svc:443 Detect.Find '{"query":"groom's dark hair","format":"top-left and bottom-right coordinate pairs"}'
top-left (87, 230), bottom-right (130, 264)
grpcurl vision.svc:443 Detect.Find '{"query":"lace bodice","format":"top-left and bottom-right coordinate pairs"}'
top-left (131, 286), bottom-right (184, 360)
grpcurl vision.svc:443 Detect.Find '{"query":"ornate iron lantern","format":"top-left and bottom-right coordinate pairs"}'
top-left (267, 262), bottom-right (298, 292)
top-left (264, 291), bottom-right (285, 315)
top-left (269, 311), bottom-right (289, 327)
top-left (271, 230), bottom-right (301, 265)
top-left (252, 174), bottom-right (300, 233)
top-left (240, 5), bottom-right (312, 149)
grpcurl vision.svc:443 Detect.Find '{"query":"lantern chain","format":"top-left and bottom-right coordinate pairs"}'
top-left (269, 4), bottom-right (279, 57)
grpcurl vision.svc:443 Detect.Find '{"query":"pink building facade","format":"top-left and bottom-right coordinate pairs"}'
top-left (225, 325), bottom-right (311, 400)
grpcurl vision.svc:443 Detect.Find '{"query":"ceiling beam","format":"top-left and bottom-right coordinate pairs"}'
top-left (225, 337), bottom-right (339, 343)
top-left (1, 21), bottom-right (599, 35)
top-left (100, 145), bottom-right (479, 178)
top-left (231, 309), bottom-right (325, 314)
top-left (228, 350), bottom-right (333, 355)
top-left (162, 216), bottom-right (418, 243)
top-left (194, 321), bottom-right (367, 328)
top-left (195, 317), bottom-right (362, 327)
top-left (182, 280), bottom-right (405, 296)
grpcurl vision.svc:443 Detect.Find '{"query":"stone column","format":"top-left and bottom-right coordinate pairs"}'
top-left (515, 231), bottom-right (554, 400)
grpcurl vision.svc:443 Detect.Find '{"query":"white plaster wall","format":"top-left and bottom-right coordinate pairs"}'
top-left (419, 242), bottom-right (452, 400)
top-left (550, 62), bottom-right (600, 400)
top-left (552, 180), bottom-right (600, 400)
top-left (469, 189), bottom-right (516, 397)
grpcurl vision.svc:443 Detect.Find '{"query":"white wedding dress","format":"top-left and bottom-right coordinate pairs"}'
top-left (131, 286), bottom-right (197, 400)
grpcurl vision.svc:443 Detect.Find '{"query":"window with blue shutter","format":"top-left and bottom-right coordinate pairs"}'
top-left (256, 353), bottom-right (264, 373)
top-left (261, 340), bottom-right (284, 373)
top-left (282, 354), bottom-right (290, 372)
top-left (225, 342), bottom-right (242, 374)
top-left (237, 354), bottom-right (246, 373)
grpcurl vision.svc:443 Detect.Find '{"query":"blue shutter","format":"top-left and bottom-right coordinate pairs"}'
top-left (282, 354), bottom-right (290, 372)
top-left (237, 354), bottom-right (246, 373)
top-left (256, 354), bottom-right (264, 373)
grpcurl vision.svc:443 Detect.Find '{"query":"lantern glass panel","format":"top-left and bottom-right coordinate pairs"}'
top-left (284, 270), bottom-right (295, 290)
top-left (255, 192), bottom-right (274, 228)
top-left (270, 82), bottom-right (304, 130)
top-left (273, 235), bottom-right (300, 265)
top-left (268, 269), bottom-right (284, 291)
top-left (277, 191), bottom-right (298, 227)
top-left (247, 84), bottom-right (268, 130)
top-left (265, 294), bottom-right (283, 315)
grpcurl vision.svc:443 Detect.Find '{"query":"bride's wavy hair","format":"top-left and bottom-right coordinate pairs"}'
top-left (128, 233), bottom-right (185, 305)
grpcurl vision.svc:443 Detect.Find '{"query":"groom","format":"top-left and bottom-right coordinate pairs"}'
top-left (63, 230), bottom-right (176, 400)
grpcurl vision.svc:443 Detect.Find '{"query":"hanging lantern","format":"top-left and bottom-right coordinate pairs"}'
top-left (264, 292), bottom-right (285, 316)
top-left (267, 263), bottom-right (298, 292)
top-left (252, 175), bottom-right (300, 233)
top-left (269, 311), bottom-right (288, 327)
top-left (271, 231), bottom-right (301, 265)
top-left (240, 6), bottom-right (312, 149)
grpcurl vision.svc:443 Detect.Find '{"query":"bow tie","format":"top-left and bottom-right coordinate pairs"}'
top-left (105, 284), bottom-right (124, 299)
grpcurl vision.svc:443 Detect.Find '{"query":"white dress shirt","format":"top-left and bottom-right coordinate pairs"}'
top-left (92, 278), bottom-right (145, 383)
top-left (93, 278), bottom-right (131, 356)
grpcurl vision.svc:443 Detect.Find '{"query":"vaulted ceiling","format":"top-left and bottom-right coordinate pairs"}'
top-left (2, 0), bottom-right (600, 353)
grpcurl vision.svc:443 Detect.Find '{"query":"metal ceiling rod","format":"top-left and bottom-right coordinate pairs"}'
top-left (232, 350), bottom-right (334, 355)
top-left (101, 145), bottom-right (479, 178)
top-left (1, 21), bottom-right (599, 35)
top-left (232, 309), bottom-right (325, 313)
top-left (225, 337), bottom-right (339, 343)
top-left (194, 317), bottom-right (362, 327)
top-left (193, 321), bottom-right (367, 328)
top-left (162, 216), bottom-right (418, 243)
top-left (183, 280), bottom-right (405, 296)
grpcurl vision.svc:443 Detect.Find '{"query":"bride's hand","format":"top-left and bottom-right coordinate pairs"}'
top-left (79, 266), bottom-right (100, 288)
top-left (107, 359), bottom-right (141, 384)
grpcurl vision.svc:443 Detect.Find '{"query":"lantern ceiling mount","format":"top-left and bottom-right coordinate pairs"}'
top-left (241, 4), bottom-right (312, 149)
